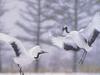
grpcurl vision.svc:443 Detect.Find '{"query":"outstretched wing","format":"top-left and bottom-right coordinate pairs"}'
top-left (80, 13), bottom-right (100, 46)
top-left (50, 32), bottom-right (78, 50)
top-left (51, 36), bottom-right (65, 48)
top-left (49, 31), bottom-right (65, 48)
top-left (0, 33), bottom-right (26, 56)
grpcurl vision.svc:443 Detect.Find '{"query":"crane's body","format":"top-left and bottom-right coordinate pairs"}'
top-left (66, 31), bottom-right (91, 52)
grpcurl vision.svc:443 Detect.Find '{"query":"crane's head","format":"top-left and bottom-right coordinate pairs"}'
top-left (29, 46), bottom-right (48, 60)
top-left (62, 26), bottom-right (69, 33)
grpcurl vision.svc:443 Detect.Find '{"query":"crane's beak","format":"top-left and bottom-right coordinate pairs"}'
top-left (34, 51), bottom-right (48, 60)
top-left (41, 51), bottom-right (48, 54)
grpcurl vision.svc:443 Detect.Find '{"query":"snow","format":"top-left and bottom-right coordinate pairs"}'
top-left (3, 0), bottom-right (27, 10)
top-left (78, 13), bottom-right (87, 18)
top-left (59, 0), bottom-right (74, 8)
top-left (0, 73), bottom-right (99, 75)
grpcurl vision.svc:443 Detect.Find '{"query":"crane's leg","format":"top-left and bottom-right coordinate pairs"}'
top-left (79, 49), bottom-right (87, 64)
top-left (17, 64), bottom-right (24, 75)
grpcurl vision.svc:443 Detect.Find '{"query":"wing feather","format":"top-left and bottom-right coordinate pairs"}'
top-left (0, 33), bottom-right (26, 56)
top-left (79, 13), bottom-right (100, 46)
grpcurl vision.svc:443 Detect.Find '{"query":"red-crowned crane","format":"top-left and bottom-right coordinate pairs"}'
top-left (0, 33), bottom-right (47, 75)
top-left (50, 12), bottom-right (100, 64)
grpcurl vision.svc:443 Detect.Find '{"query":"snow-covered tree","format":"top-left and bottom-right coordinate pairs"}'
top-left (0, 0), bottom-right (8, 72)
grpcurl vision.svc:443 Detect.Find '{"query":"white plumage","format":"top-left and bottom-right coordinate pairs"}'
top-left (50, 12), bottom-right (100, 64)
top-left (67, 31), bottom-right (91, 52)
top-left (0, 33), bottom-right (47, 75)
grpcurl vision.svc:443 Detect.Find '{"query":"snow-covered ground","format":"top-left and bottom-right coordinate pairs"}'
top-left (0, 73), bottom-right (100, 75)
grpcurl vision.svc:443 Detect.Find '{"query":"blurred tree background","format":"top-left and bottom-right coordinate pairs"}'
top-left (0, 0), bottom-right (100, 73)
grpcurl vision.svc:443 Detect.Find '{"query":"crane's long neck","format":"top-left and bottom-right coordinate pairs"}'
top-left (34, 52), bottom-right (41, 59)
top-left (65, 28), bottom-right (69, 33)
